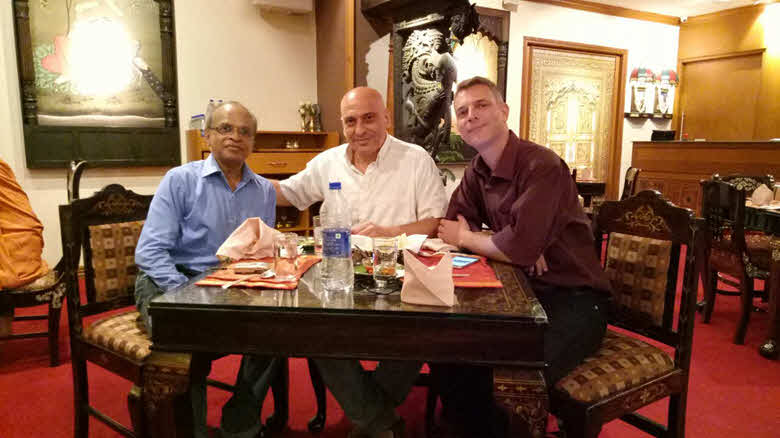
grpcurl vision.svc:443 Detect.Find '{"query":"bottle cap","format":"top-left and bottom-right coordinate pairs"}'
top-left (329, 182), bottom-right (341, 190)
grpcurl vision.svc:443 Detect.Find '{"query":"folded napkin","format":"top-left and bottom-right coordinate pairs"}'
top-left (413, 253), bottom-right (503, 288)
top-left (421, 237), bottom-right (458, 253)
top-left (401, 250), bottom-right (455, 307)
top-left (196, 256), bottom-right (321, 290)
top-left (751, 184), bottom-right (774, 206)
top-left (216, 218), bottom-right (281, 261)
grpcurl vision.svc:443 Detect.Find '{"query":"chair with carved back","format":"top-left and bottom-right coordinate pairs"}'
top-left (60, 183), bottom-right (192, 438)
top-left (550, 190), bottom-right (703, 438)
top-left (0, 257), bottom-right (66, 367)
top-left (620, 167), bottom-right (641, 201)
top-left (699, 177), bottom-right (771, 344)
top-left (0, 162), bottom-right (89, 366)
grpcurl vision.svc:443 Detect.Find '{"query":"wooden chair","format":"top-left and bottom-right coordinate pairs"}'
top-left (699, 178), bottom-right (771, 344)
top-left (550, 190), bottom-right (703, 438)
top-left (0, 162), bottom-right (88, 367)
top-left (0, 258), bottom-right (66, 366)
top-left (620, 167), bottom-right (641, 201)
top-left (60, 183), bottom-right (191, 437)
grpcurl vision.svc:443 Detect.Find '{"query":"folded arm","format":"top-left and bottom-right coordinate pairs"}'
top-left (352, 217), bottom-right (440, 238)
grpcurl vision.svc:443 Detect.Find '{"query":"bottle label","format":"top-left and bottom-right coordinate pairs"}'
top-left (322, 228), bottom-right (351, 258)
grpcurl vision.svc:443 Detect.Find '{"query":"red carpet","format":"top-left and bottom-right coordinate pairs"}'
top-left (1, 280), bottom-right (779, 437)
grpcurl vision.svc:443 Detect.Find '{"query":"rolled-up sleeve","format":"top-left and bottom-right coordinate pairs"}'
top-left (135, 171), bottom-right (189, 291)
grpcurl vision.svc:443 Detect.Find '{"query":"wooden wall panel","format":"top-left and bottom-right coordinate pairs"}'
top-left (679, 53), bottom-right (762, 140)
top-left (632, 141), bottom-right (780, 213)
top-left (675, 4), bottom-right (780, 140)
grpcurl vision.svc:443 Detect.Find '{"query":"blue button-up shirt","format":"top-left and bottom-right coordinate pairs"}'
top-left (135, 155), bottom-right (276, 291)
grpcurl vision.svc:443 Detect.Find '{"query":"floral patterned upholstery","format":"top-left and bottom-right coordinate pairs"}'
top-left (604, 232), bottom-right (672, 326)
top-left (83, 310), bottom-right (151, 362)
top-left (709, 230), bottom-right (770, 277)
top-left (88, 221), bottom-right (144, 302)
top-left (553, 330), bottom-right (675, 403)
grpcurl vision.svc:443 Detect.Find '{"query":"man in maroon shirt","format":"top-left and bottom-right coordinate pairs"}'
top-left (435, 77), bottom-right (612, 437)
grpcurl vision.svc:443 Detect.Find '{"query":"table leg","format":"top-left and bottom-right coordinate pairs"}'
top-left (494, 367), bottom-right (548, 438)
top-left (143, 351), bottom-right (193, 437)
top-left (759, 238), bottom-right (779, 359)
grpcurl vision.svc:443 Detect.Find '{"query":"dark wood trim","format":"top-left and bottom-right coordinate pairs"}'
top-left (679, 48), bottom-right (766, 65)
top-left (346, 0), bottom-right (356, 89)
top-left (520, 37), bottom-right (627, 200)
top-left (522, 0), bottom-right (680, 26)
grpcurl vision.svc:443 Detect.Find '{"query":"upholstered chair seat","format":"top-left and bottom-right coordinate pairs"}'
top-left (83, 310), bottom-right (152, 362)
top-left (15, 269), bottom-right (57, 291)
top-left (554, 331), bottom-right (675, 404)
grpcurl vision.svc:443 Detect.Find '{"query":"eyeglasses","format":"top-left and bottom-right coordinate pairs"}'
top-left (210, 123), bottom-right (254, 138)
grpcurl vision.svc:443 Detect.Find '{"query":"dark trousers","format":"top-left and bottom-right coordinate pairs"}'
top-left (431, 285), bottom-right (609, 437)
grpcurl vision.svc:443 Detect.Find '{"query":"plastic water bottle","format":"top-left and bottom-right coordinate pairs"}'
top-left (205, 99), bottom-right (216, 127)
top-left (320, 182), bottom-right (354, 294)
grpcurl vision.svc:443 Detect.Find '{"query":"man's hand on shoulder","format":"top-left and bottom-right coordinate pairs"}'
top-left (437, 215), bottom-right (470, 248)
top-left (351, 222), bottom-right (399, 237)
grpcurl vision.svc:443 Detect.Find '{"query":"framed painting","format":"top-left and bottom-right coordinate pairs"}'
top-left (12, 0), bottom-right (180, 168)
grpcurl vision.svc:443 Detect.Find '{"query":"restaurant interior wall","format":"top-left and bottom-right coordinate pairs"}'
top-left (362, 0), bottom-right (679, 195)
top-left (0, 0), bottom-right (318, 265)
top-left (676, 3), bottom-right (780, 140)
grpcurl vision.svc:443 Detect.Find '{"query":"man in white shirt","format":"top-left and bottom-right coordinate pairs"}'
top-left (274, 87), bottom-right (446, 238)
top-left (271, 87), bottom-right (447, 437)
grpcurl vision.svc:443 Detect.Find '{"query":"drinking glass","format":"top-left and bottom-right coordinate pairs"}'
top-left (372, 237), bottom-right (398, 292)
top-left (312, 215), bottom-right (323, 256)
top-left (274, 233), bottom-right (299, 281)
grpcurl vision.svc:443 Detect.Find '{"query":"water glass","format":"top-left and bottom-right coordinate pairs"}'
top-left (274, 233), bottom-right (299, 282)
top-left (372, 237), bottom-right (398, 291)
top-left (312, 215), bottom-right (323, 256)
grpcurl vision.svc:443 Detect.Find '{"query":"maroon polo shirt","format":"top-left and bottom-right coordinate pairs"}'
top-left (447, 131), bottom-right (611, 293)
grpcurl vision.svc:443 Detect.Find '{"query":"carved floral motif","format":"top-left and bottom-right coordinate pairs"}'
top-left (615, 205), bottom-right (671, 233)
top-left (90, 194), bottom-right (145, 216)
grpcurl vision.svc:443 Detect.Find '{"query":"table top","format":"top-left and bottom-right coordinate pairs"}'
top-left (150, 261), bottom-right (549, 366)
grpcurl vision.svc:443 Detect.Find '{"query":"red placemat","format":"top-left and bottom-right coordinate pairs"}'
top-left (411, 253), bottom-right (502, 288)
top-left (196, 255), bottom-right (321, 290)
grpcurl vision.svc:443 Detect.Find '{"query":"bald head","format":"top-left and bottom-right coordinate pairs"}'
top-left (339, 87), bottom-right (390, 161)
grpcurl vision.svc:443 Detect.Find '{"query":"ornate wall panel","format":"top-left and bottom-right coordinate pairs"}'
top-left (527, 48), bottom-right (616, 182)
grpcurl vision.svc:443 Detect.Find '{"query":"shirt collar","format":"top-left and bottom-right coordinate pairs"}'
top-left (472, 130), bottom-right (521, 181)
top-left (201, 154), bottom-right (256, 186)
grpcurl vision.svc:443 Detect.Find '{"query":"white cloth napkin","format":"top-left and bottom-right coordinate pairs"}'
top-left (751, 184), bottom-right (774, 206)
top-left (400, 250), bottom-right (455, 307)
top-left (421, 237), bottom-right (458, 253)
top-left (216, 218), bottom-right (281, 261)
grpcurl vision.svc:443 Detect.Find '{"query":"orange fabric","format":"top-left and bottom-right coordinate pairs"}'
top-left (0, 159), bottom-right (48, 290)
top-left (411, 253), bottom-right (503, 288)
top-left (196, 255), bottom-right (321, 290)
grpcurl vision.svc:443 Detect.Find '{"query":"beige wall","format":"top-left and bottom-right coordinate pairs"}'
top-left (0, 0), bottom-right (318, 264)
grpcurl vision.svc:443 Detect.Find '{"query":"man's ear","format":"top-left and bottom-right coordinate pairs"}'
top-left (500, 102), bottom-right (510, 122)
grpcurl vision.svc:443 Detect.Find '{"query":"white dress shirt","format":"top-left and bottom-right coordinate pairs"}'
top-left (280, 135), bottom-right (447, 227)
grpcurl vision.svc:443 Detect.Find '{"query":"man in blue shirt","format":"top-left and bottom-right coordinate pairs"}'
top-left (135, 101), bottom-right (276, 438)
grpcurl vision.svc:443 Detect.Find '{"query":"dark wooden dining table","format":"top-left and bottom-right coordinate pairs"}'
top-left (745, 204), bottom-right (780, 359)
top-left (146, 261), bottom-right (551, 437)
